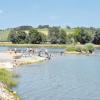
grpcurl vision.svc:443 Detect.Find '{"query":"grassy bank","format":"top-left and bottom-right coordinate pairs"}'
top-left (0, 69), bottom-right (20, 100)
top-left (0, 42), bottom-right (100, 48)
top-left (0, 43), bottom-right (67, 48)
top-left (0, 69), bottom-right (17, 87)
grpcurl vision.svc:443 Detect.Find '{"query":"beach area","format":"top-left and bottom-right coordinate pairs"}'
top-left (0, 49), bottom-right (48, 69)
top-left (0, 48), bottom-right (48, 100)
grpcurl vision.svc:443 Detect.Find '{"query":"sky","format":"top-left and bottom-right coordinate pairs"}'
top-left (0, 0), bottom-right (100, 29)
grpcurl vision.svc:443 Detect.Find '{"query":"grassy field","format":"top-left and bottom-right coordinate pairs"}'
top-left (37, 28), bottom-right (49, 36)
top-left (62, 28), bottom-right (75, 34)
top-left (0, 30), bottom-right (10, 41)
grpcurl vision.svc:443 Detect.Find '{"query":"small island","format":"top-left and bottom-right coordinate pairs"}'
top-left (65, 43), bottom-right (95, 55)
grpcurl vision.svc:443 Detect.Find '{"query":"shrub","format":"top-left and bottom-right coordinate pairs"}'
top-left (75, 47), bottom-right (82, 52)
top-left (66, 44), bottom-right (94, 54)
top-left (84, 43), bottom-right (94, 53)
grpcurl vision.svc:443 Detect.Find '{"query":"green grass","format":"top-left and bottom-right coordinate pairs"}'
top-left (62, 28), bottom-right (75, 34)
top-left (0, 42), bottom-right (99, 49)
top-left (66, 43), bottom-right (94, 53)
top-left (37, 28), bottom-right (75, 35)
top-left (0, 69), bottom-right (17, 87)
top-left (0, 43), bottom-right (68, 48)
top-left (37, 28), bottom-right (49, 36)
top-left (66, 46), bottom-right (77, 52)
top-left (0, 69), bottom-right (21, 99)
top-left (0, 30), bottom-right (10, 41)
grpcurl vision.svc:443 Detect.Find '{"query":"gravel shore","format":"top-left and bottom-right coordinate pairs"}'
top-left (0, 82), bottom-right (20, 100)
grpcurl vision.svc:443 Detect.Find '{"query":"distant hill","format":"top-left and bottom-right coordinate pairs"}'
top-left (14, 26), bottom-right (33, 31)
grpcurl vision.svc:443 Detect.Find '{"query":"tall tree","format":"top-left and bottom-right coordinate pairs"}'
top-left (29, 29), bottom-right (46, 44)
top-left (15, 31), bottom-right (27, 44)
top-left (92, 30), bottom-right (100, 44)
top-left (73, 28), bottom-right (92, 44)
top-left (48, 27), bottom-right (60, 44)
top-left (8, 30), bottom-right (27, 44)
top-left (58, 29), bottom-right (67, 44)
top-left (8, 30), bottom-right (18, 43)
top-left (48, 27), bottom-right (67, 44)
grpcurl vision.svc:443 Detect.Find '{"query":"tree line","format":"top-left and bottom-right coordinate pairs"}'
top-left (8, 26), bottom-right (100, 44)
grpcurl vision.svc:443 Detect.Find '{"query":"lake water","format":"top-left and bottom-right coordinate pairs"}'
top-left (12, 49), bottom-right (100, 100)
top-left (0, 47), bottom-right (100, 100)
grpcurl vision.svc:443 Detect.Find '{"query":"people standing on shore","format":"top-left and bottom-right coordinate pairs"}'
top-left (45, 49), bottom-right (51, 59)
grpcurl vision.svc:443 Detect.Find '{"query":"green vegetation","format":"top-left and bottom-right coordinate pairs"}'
top-left (0, 69), bottom-right (17, 87)
top-left (48, 27), bottom-right (67, 44)
top-left (0, 69), bottom-right (21, 100)
top-left (67, 46), bottom-right (79, 52)
top-left (37, 28), bottom-right (48, 36)
top-left (8, 29), bottom-right (47, 44)
top-left (84, 43), bottom-right (94, 53)
top-left (0, 29), bottom-right (10, 41)
top-left (0, 25), bottom-right (100, 45)
top-left (8, 30), bottom-right (27, 44)
top-left (66, 43), bottom-right (94, 54)
top-left (73, 28), bottom-right (92, 44)
top-left (29, 29), bottom-right (46, 44)
top-left (93, 30), bottom-right (100, 44)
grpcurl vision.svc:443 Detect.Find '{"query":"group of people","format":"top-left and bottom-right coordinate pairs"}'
top-left (8, 48), bottom-right (17, 54)
top-left (38, 48), bottom-right (51, 59)
top-left (25, 48), bottom-right (51, 59)
top-left (25, 48), bottom-right (35, 56)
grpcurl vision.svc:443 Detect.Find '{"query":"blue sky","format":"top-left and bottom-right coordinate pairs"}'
top-left (0, 0), bottom-right (100, 29)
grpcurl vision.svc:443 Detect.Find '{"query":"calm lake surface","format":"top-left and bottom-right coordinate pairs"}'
top-left (0, 47), bottom-right (100, 100)
top-left (13, 50), bottom-right (100, 100)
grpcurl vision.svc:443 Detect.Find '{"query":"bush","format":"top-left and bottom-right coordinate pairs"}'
top-left (84, 43), bottom-right (94, 53)
top-left (66, 44), bottom-right (94, 54)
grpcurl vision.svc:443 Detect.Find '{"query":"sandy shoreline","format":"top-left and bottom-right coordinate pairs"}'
top-left (0, 52), bottom-right (47, 69)
top-left (0, 52), bottom-right (47, 100)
